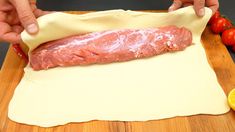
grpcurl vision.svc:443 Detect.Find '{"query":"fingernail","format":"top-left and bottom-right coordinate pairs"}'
top-left (198, 8), bottom-right (205, 17)
top-left (168, 6), bottom-right (174, 12)
top-left (26, 24), bottom-right (38, 34)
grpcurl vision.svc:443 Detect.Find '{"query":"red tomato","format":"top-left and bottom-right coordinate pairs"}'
top-left (208, 11), bottom-right (220, 24)
top-left (210, 18), bottom-right (232, 34)
top-left (222, 28), bottom-right (235, 46)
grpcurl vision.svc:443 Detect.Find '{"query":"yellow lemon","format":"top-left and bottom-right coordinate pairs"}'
top-left (228, 88), bottom-right (235, 110)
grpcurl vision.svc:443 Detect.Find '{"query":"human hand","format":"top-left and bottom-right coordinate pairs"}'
top-left (0, 0), bottom-right (48, 43)
top-left (168, 0), bottom-right (219, 17)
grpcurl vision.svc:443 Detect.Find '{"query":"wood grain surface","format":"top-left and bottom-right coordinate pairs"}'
top-left (0, 11), bottom-right (235, 132)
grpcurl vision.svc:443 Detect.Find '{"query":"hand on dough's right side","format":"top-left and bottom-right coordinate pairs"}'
top-left (0, 0), bottom-right (49, 43)
top-left (168, 0), bottom-right (219, 16)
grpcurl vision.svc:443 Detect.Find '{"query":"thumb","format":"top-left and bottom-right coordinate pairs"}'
top-left (12, 0), bottom-right (38, 34)
top-left (194, 0), bottom-right (205, 17)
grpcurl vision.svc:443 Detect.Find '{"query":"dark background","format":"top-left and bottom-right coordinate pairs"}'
top-left (0, 0), bottom-right (234, 68)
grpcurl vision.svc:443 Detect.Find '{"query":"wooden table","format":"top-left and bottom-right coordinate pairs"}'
top-left (0, 11), bottom-right (235, 131)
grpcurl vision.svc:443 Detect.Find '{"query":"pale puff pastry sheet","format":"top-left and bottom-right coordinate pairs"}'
top-left (8, 6), bottom-right (229, 127)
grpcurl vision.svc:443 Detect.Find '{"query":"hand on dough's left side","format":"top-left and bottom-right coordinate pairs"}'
top-left (0, 0), bottom-right (49, 43)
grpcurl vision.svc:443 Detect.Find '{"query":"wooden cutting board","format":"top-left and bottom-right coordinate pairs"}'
top-left (0, 11), bottom-right (235, 132)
